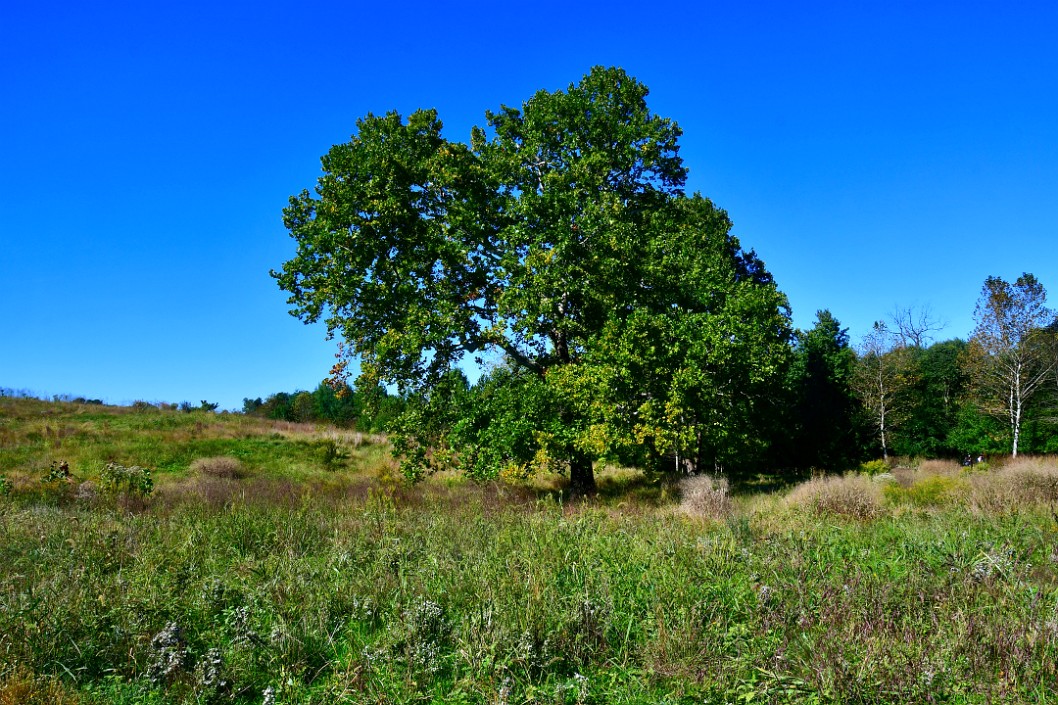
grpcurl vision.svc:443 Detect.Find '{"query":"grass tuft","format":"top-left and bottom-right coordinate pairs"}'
top-left (0, 668), bottom-right (81, 705)
top-left (189, 456), bottom-right (245, 479)
top-left (678, 474), bottom-right (732, 520)
top-left (786, 473), bottom-right (884, 519)
top-left (967, 457), bottom-right (1058, 513)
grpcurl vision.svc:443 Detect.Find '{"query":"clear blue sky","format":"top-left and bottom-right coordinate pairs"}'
top-left (2, 1), bottom-right (1056, 410)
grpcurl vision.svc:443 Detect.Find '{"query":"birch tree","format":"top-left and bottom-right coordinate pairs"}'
top-left (852, 321), bottom-right (908, 460)
top-left (968, 274), bottom-right (1057, 457)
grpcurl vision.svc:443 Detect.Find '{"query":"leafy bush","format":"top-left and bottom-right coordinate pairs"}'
top-left (99, 462), bottom-right (154, 498)
top-left (884, 475), bottom-right (966, 507)
top-left (0, 475), bottom-right (11, 496)
top-left (859, 459), bottom-right (890, 476)
top-left (42, 460), bottom-right (71, 483)
top-left (37, 461), bottom-right (76, 502)
top-left (316, 438), bottom-right (349, 471)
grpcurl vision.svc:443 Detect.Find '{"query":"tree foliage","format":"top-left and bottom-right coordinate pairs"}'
top-left (894, 339), bottom-right (969, 457)
top-left (784, 310), bottom-right (865, 471)
top-left (273, 67), bottom-right (792, 490)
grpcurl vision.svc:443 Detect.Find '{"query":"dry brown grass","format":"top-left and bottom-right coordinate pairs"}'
top-left (317, 429), bottom-right (386, 449)
top-left (786, 474), bottom-right (884, 519)
top-left (0, 668), bottom-right (80, 705)
top-left (189, 455), bottom-right (245, 479)
top-left (966, 457), bottom-right (1058, 514)
top-left (678, 474), bottom-right (732, 520)
top-left (884, 459), bottom-right (964, 494)
top-left (917, 459), bottom-right (961, 476)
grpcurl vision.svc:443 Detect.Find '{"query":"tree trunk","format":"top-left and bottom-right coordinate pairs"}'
top-left (1011, 370), bottom-right (1021, 457)
top-left (569, 450), bottom-right (596, 495)
top-left (880, 398), bottom-right (888, 461)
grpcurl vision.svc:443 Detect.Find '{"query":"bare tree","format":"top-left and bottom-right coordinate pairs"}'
top-left (889, 303), bottom-right (946, 348)
top-left (968, 274), bottom-right (1057, 457)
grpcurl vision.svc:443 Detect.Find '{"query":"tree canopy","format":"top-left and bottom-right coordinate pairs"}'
top-left (783, 310), bottom-right (864, 471)
top-left (273, 67), bottom-right (792, 491)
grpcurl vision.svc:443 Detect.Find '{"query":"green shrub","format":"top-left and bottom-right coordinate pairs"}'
top-left (42, 460), bottom-right (71, 483)
top-left (0, 475), bottom-right (11, 496)
top-left (316, 438), bottom-right (349, 471)
top-left (99, 462), bottom-right (154, 498)
top-left (38, 461), bottom-right (76, 502)
top-left (884, 475), bottom-right (966, 507)
top-left (859, 459), bottom-right (890, 476)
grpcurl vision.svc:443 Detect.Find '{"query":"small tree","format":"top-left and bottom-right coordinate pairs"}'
top-left (967, 273), bottom-right (1057, 457)
top-left (852, 322), bottom-right (910, 460)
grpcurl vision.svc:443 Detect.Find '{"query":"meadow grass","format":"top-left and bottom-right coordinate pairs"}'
top-left (0, 396), bottom-right (390, 488)
top-left (2, 398), bottom-right (1058, 703)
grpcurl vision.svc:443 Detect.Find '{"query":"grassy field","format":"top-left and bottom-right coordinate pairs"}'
top-left (2, 397), bottom-right (1058, 703)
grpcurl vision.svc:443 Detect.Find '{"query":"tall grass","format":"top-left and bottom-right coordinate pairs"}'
top-left (4, 398), bottom-right (1058, 702)
top-left (3, 475), bottom-right (1058, 702)
top-left (785, 473), bottom-right (884, 519)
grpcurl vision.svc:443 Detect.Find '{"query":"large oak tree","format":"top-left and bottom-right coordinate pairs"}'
top-left (273, 67), bottom-right (791, 491)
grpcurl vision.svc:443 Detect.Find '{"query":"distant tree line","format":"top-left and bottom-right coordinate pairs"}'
top-left (241, 381), bottom-right (404, 432)
top-left (776, 306), bottom-right (1048, 473)
top-left (0, 389), bottom-right (104, 404)
top-left (842, 275), bottom-right (1058, 462)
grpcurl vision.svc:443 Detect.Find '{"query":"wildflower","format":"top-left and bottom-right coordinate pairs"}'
top-left (195, 647), bottom-right (226, 690)
top-left (757, 584), bottom-right (773, 606)
top-left (497, 677), bottom-right (512, 705)
top-left (407, 598), bottom-right (449, 642)
top-left (147, 622), bottom-right (189, 685)
top-left (573, 672), bottom-right (589, 701)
